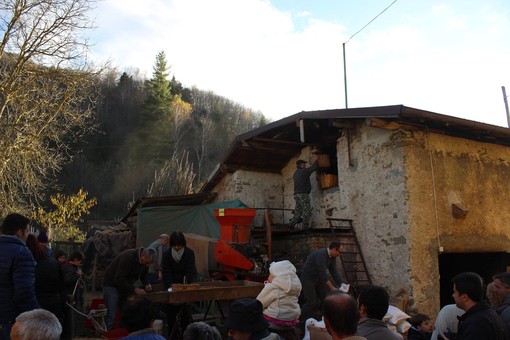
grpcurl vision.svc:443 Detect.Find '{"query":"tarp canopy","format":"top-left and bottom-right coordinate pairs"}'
top-left (136, 199), bottom-right (247, 247)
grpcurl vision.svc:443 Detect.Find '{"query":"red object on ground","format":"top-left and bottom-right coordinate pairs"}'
top-left (215, 208), bottom-right (256, 242)
top-left (214, 240), bottom-right (253, 271)
top-left (85, 298), bottom-right (123, 337)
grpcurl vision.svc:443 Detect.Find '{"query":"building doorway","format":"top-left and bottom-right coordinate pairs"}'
top-left (438, 252), bottom-right (510, 307)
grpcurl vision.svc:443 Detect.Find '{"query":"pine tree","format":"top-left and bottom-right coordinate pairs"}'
top-left (141, 51), bottom-right (173, 123)
top-left (132, 51), bottom-right (175, 164)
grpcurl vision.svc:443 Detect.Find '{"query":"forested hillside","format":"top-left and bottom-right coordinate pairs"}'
top-left (0, 0), bottom-right (269, 227)
top-left (58, 51), bottom-right (269, 219)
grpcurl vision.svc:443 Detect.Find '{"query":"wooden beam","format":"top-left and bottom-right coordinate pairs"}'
top-left (249, 137), bottom-right (314, 147)
top-left (368, 118), bottom-right (403, 130)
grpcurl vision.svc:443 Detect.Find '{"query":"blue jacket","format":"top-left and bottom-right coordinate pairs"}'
top-left (0, 235), bottom-right (39, 324)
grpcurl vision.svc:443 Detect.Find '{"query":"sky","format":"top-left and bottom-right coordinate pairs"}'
top-left (89, 0), bottom-right (510, 127)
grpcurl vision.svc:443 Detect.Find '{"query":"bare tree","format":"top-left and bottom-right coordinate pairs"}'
top-left (193, 115), bottom-right (214, 183)
top-left (0, 0), bottom-right (100, 213)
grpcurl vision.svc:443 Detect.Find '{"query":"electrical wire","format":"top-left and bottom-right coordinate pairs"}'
top-left (426, 128), bottom-right (442, 250)
top-left (345, 0), bottom-right (399, 43)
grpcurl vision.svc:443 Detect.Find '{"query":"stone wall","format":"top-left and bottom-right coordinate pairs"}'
top-left (336, 123), bottom-right (411, 299)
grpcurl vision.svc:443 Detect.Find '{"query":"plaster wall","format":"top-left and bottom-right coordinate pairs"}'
top-left (336, 123), bottom-right (411, 296)
top-left (210, 170), bottom-right (284, 225)
top-left (405, 130), bottom-right (510, 316)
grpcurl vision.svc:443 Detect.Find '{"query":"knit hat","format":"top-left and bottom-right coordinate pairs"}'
top-left (37, 230), bottom-right (48, 243)
top-left (296, 159), bottom-right (307, 165)
top-left (224, 298), bottom-right (268, 333)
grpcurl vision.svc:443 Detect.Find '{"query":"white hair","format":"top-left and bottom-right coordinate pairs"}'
top-left (12, 309), bottom-right (62, 340)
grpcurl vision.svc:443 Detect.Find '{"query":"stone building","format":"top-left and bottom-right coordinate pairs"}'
top-left (200, 104), bottom-right (510, 317)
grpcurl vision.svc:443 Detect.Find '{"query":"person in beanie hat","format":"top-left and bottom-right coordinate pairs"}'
top-left (37, 229), bottom-right (53, 257)
top-left (224, 298), bottom-right (282, 340)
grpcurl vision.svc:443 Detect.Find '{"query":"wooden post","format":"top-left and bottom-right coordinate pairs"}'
top-left (264, 209), bottom-right (272, 263)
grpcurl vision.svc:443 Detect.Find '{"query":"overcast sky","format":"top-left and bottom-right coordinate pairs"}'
top-left (89, 0), bottom-right (510, 127)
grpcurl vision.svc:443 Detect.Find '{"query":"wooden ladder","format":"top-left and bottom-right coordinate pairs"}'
top-left (327, 218), bottom-right (372, 291)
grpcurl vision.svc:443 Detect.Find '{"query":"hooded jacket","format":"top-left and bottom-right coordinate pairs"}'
top-left (256, 260), bottom-right (302, 321)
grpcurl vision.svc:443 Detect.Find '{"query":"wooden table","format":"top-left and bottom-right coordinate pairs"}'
top-left (145, 280), bottom-right (264, 304)
top-left (146, 280), bottom-right (264, 334)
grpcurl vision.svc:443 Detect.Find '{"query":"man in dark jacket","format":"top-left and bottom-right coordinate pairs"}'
top-left (102, 247), bottom-right (156, 330)
top-left (452, 272), bottom-right (509, 340)
top-left (299, 241), bottom-right (344, 323)
top-left (289, 152), bottom-right (319, 229)
top-left (493, 272), bottom-right (510, 331)
top-left (0, 213), bottom-right (39, 340)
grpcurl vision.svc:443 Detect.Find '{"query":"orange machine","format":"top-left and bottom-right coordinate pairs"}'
top-left (214, 208), bottom-right (256, 242)
top-left (212, 208), bottom-right (268, 281)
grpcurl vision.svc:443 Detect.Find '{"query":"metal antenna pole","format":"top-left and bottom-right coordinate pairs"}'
top-left (343, 43), bottom-right (348, 109)
top-left (502, 86), bottom-right (510, 128)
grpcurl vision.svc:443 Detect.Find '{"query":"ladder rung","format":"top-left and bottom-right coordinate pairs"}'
top-left (330, 218), bottom-right (371, 286)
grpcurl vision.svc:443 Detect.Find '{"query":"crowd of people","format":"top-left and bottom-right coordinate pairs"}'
top-left (0, 213), bottom-right (85, 340)
top-left (2, 211), bottom-right (510, 340)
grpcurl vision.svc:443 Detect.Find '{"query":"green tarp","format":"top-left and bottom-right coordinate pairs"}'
top-left (136, 199), bottom-right (247, 247)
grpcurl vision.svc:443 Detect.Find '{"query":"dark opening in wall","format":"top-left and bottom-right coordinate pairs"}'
top-left (438, 252), bottom-right (510, 307)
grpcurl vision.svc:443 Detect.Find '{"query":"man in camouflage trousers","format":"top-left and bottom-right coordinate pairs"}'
top-left (289, 153), bottom-right (319, 229)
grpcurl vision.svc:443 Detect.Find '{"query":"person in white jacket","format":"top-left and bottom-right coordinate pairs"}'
top-left (256, 260), bottom-right (302, 339)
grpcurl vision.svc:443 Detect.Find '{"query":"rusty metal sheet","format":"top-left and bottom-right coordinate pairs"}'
top-left (145, 280), bottom-right (263, 304)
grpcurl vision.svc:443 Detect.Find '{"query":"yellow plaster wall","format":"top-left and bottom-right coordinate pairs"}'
top-left (405, 130), bottom-right (510, 317)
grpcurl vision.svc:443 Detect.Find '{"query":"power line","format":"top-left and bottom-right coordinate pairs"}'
top-left (345, 0), bottom-right (399, 44)
top-left (343, 0), bottom-right (399, 108)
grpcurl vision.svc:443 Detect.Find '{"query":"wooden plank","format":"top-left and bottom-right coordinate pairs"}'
top-left (145, 280), bottom-right (264, 304)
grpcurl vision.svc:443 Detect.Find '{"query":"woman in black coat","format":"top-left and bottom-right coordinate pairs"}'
top-left (25, 234), bottom-right (65, 323)
top-left (161, 231), bottom-right (198, 338)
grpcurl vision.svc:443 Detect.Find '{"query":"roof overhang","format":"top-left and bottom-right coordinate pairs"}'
top-left (200, 105), bottom-right (510, 192)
